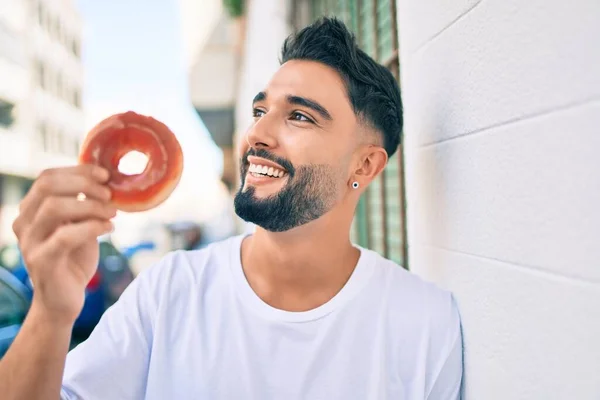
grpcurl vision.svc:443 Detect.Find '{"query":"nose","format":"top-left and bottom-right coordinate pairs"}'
top-left (245, 112), bottom-right (278, 150)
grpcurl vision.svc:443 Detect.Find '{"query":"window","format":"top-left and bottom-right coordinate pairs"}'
top-left (55, 129), bottom-right (63, 154)
top-left (0, 101), bottom-right (15, 128)
top-left (38, 122), bottom-right (48, 151)
top-left (38, 2), bottom-right (44, 27)
top-left (73, 88), bottom-right (81, 108)
top-left (302, 0), bottom-right (408, 268)
top-left (74, 138), bottom-right (81, 156)
top-left (55, 18), bottom-right (62, 42)
top-left (63, 135), bottom-right (75, 157)
top-left (72, 39), bottom-right (80, 58)
top-left (56, 73), bottom-right (62, 98)
top-left (35, 59), bottom-right (45, 89)
top-left (52, 16), bottom-right (60, 40)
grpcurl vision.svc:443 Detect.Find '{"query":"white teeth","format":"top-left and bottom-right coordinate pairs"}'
top-left (248, 163), bottom-right (286, 178)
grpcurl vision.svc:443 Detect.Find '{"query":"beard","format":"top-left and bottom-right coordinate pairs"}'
top-left (234, 148), bottom-right (340, 232)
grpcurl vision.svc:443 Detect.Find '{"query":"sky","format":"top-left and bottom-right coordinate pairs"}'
top-left (75, 0), bottom-right (235, 247)
top-left (76, 0), bottom-right (223, 174)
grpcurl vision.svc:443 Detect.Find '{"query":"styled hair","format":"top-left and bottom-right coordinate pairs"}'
top-left (280, 17), bottom-right (403, 157)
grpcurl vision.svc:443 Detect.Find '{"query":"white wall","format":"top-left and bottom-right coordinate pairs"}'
top-left (179, 0), bottom-right (238, 110)
top-left (397, 0), bottom-right (600, 398)
top-left (178, 0), bottom-right (223, 70)
top-left (234, 0), bottom-right (292, 143)
top-left (187, 13), bottom-right (238, 110)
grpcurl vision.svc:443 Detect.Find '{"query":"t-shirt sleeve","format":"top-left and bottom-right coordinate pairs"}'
top-left (60, 254), bottom-right (169, 400)
top-left (426, 294), bottom-right (464, 400)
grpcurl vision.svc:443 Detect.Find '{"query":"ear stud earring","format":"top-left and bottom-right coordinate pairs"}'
top-left (352, 181), bottom-right (360, 189)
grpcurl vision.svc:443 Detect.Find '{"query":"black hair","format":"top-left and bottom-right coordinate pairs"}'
top-left (280, 17), bottom-right (403, 157)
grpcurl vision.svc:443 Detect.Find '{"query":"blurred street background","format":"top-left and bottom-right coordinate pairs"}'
top-left (1, 0), bottom-right (599, 398)
top-left (0, 0), bottom-right (410, 313)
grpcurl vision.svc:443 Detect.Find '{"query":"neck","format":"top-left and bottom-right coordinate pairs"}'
top-left (241, 207), bottom-right (360, 311)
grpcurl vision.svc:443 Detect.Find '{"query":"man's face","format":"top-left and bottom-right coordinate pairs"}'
top-left (234, 60), bottom-right (360, 232)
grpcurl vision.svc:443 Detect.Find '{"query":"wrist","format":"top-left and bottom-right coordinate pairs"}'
top-left (29, 298), bottom-right (77, 332)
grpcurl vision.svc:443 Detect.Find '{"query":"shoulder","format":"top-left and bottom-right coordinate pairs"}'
top-left (372, 252), bottom-right (458, 313)
top-left (367, 250), bottom-right (462, 344)
top-left (366, 251), bottom-right (463, 387)
top-left (134, 235), bottom-right (243, 302)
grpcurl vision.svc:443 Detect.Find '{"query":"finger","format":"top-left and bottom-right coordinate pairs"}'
top-left (18, 167), bottom-right (112, 227)
top-left (26, 219), bottom-right (113, 266)
top-left (49, 219), bottom-right (114, 253)
top-left (38, 164), bottom-right (111, 183)
top-left (25, 197), bottom-right (117, 246)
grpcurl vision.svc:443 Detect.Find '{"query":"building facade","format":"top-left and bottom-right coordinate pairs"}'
top-left (0, 0), bottom-right (84, 244)
top-left (179, 0), bottom-right (241, 194)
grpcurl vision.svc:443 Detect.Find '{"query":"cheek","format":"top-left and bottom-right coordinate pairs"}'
top-left (237, 135), bottom-right (250, 159)
top-left (278, 129), bottom-right (336, 165)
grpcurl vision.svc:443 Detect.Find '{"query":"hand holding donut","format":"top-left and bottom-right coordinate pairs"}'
top-left (12, 111), bottom-right (183, 324)
top-left (12, 165), bottom-right (116, 324)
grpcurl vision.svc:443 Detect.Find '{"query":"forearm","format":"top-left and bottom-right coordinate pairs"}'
top-left (0, 301), bottom-right (73, 400)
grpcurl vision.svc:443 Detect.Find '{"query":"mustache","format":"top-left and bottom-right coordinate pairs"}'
top-left (242, 148), bottom-right (295, 176)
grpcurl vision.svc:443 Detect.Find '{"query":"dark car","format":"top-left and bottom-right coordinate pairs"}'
top-left (0, 266), bottom-right (31, 358)
top-left (0, 236), bottom-right (138, 347)
top-left (72, 237), bottom-right (136, 339)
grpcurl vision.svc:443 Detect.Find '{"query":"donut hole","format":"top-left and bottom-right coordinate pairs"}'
top-left (118, 150), bottom-right (149, 176)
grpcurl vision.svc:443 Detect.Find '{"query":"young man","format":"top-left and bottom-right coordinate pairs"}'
top-left (1, 18), bottom-right (462, 399)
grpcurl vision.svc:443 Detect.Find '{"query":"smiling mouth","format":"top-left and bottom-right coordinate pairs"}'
top-left (247, 162), bottom-right (288, 179)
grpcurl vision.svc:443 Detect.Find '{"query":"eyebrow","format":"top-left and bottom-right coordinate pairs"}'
top-left (252, 91), bottom-right (266, 104)
top-left (287, 95), bottom-right (332, 121)
top-left (252, 91), bottom-right (333, 121)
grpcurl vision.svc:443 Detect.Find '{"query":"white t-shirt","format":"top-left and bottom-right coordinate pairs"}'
top-left (61, 234), bottom-right (463, 399)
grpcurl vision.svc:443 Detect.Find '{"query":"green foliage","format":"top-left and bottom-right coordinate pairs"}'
top-left (223, 0), bottom-right (244, 17)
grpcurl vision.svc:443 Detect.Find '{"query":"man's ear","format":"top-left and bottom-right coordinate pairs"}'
top-left (351, 145), bottom-right (388, 187)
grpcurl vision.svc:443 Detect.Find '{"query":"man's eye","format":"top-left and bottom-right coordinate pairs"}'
top-left (291, 112), bottom-right (312, 123)
top-left (252, 109), bottom-right (265, 118)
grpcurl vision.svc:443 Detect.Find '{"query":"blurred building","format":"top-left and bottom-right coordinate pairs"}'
top-left (178, 0), bottom-right (241, 194)
top-left (0, 0), bottom-right (84, 244)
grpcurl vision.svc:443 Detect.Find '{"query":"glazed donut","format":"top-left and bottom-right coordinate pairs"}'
top-left (78, 111), bottom-right (183, 212)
